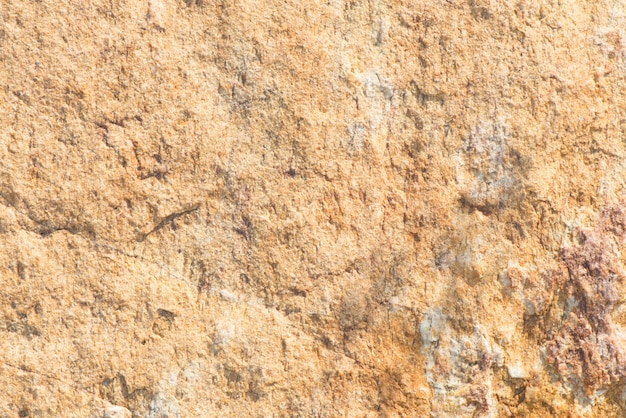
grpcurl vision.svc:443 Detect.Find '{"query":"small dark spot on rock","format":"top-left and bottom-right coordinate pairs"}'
top-left (17, 261), bottom-right (26, 279)
top-left (157, 309), bottom-right (176, 322)
top-left (226, 391), bottom-right (241, 399)
top-left (224, 368), bottom-right (241, 385)
top-left (514, 385), bottom-right (526, 403)
top-left (247, 385), bottom-right (266, 402)
top-left (153, 309), bottom-right (176, 336)
top-left (289, 287), bottom-right (307, 297)
top-left (100, 373), bottom-right (129, 404)
top-left (320, 334), bottom-right (333, 348)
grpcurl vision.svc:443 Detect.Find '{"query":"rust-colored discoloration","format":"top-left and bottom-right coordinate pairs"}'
top-left (543, 201), bottom-right (626, 396)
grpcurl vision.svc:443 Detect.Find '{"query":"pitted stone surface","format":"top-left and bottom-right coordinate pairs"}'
top-left (2, 1), bottom-right (626, 416)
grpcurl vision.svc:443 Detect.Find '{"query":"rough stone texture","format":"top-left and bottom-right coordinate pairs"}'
top-left (2, 0), bottom-right (626, 417)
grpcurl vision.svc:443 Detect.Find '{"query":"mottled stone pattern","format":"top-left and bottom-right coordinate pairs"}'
top-left (1, 0), bottom-right (626, 417)
top-left (545, 203), bottom-right (626, 399)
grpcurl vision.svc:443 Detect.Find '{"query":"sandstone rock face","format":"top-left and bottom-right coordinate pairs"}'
top-left (2, 1), bottom-right (626, 417)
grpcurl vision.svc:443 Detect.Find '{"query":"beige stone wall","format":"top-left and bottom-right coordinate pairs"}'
top-left (2, 0), bottom-right (626, 416)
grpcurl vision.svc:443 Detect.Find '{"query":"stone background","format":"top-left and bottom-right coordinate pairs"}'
top-left (2, 0), bottom-right (626, 416)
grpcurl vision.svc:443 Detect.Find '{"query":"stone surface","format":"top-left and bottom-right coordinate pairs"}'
top-left (2, 0), bottom-right (626, 416)
top-left (104, 406), bottom-right (132, 418)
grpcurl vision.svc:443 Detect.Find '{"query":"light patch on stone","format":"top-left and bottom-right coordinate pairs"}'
top-left (103, 405), bottom-right (131, 418)
top-left (213, 320), bottom-right (236, 348)
top-left (420, 310), bottom-right (497, 417)
top-left (507, 362), bottom-right (526, 379)
top-left (219, 289), bottom-right (239, 303)
top-left (148, 392), bottom-right (181, 418)
top-left (457, 119), bottom-right (520, 214)
top-left (148, 0), bottom-right (170, 29)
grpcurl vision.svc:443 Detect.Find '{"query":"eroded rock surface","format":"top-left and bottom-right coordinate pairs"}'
top-left (2, 0), bottom-right (626, 416)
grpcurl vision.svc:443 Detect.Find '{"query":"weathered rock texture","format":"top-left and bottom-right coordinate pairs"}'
top-left (2, 0), bottom-right (626, 416)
